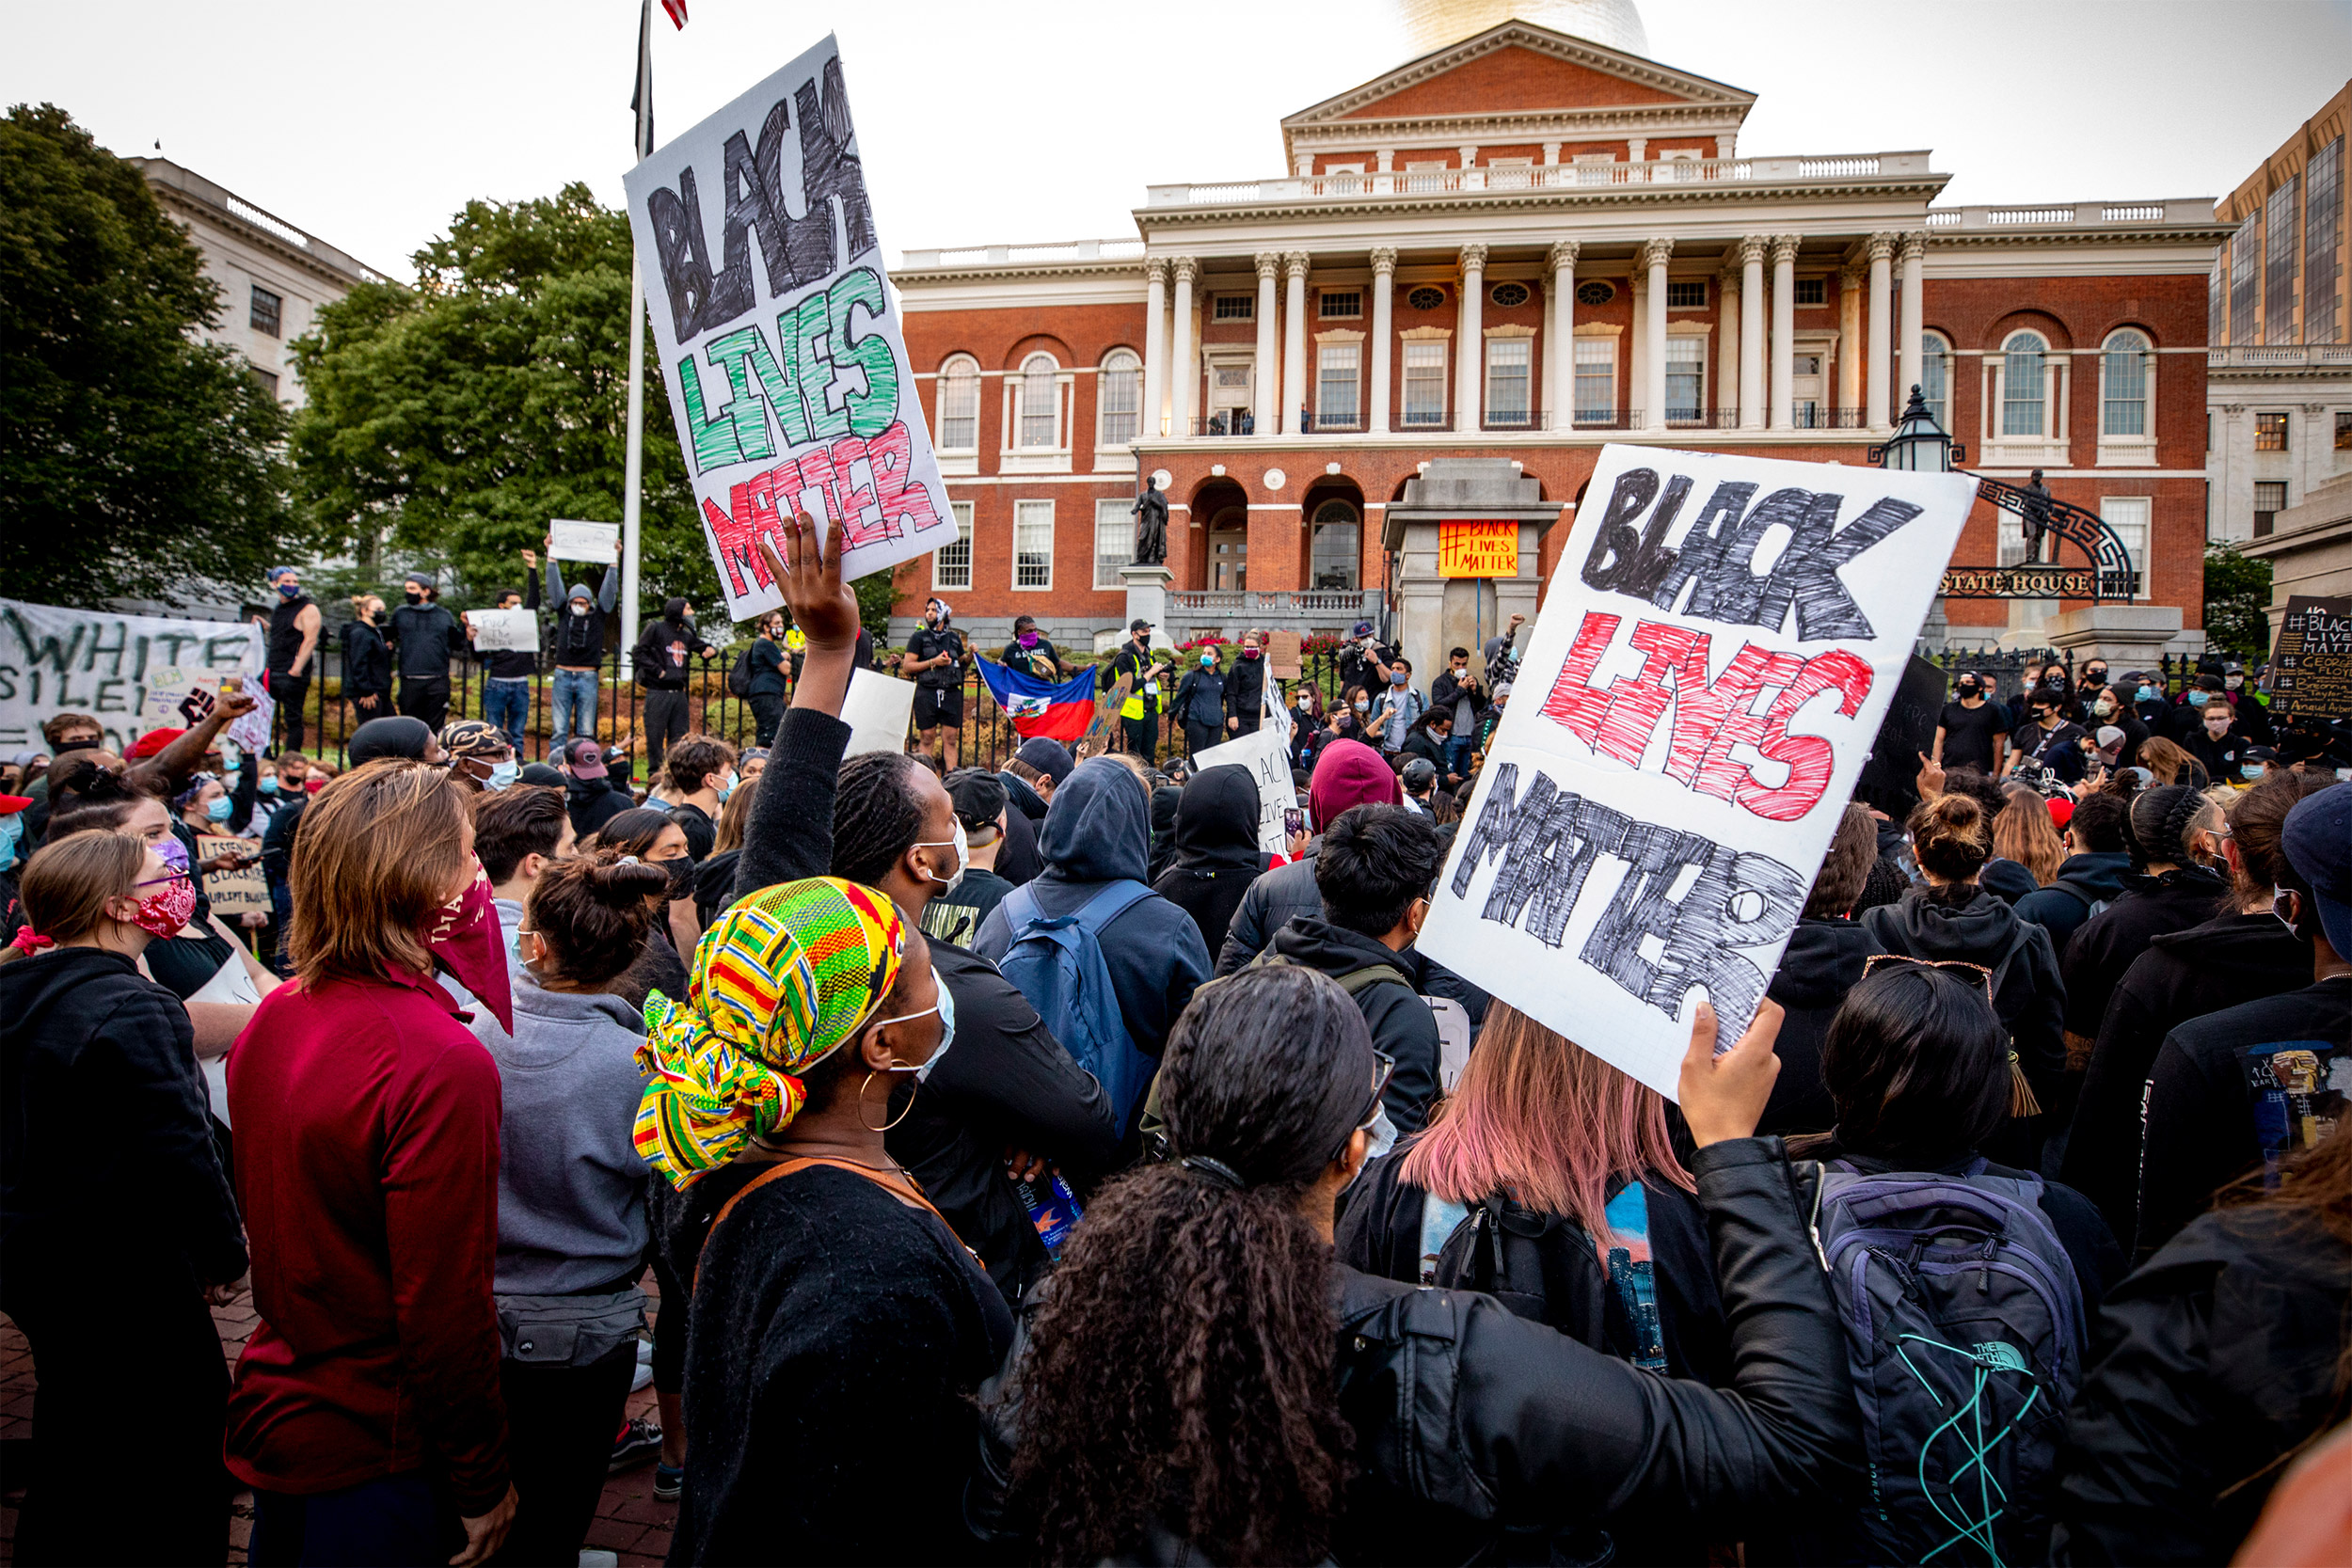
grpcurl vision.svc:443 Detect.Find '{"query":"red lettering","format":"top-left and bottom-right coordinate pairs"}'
top-left (701, 492), bottom-right (767, 602)
top-left (1537, 610), bottom-right (1621, 743)
top-left (1738, 650), bottom-right (1873, 821)
top-left (866, 420), bottom-right (945, 538)
top-left (1592, 621), bottom-right (1699, 767)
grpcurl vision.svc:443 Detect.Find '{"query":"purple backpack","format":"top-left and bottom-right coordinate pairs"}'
top-left (1811, 1159), bottom-right (2087, 1566)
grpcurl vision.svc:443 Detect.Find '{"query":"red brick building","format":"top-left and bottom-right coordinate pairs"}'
top-left (888, 17), bottom-right (2226, 656)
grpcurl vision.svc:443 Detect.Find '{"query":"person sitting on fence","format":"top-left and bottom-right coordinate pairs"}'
top-left (545, 537), bottom-right (622, 751)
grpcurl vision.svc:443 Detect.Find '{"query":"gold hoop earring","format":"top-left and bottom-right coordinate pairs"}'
top-left (858, 1069), bottom-right (916, 1133)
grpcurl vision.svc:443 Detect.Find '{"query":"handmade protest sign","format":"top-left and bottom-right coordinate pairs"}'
top-left (197, 834), bottom-right (269, 916)
top-left (841, 668), bottom-right (917, 756)
top-left (1192, 678), bottom-right (1295, 853)
top-left (1419, 445), bottom-right (1976, 1100)
top-left (1439, 521), bottom-right (1519, 578)
top-left (548, 519), bottom-right (622, 562)
top-left (623, 34), bottom-right (957, 621)
top-left (467, 608), bottom-right (540, 653)
top-left (2266, 595), bottom-right (2352, 721)
top-left (0, 599), bottom-right (264, 755)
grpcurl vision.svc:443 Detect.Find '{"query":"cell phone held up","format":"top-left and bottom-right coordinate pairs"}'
top-left (1283, 808), bottom-right (1306, 838)
top-left (1015, 1171), bottom-right (1084, 1259)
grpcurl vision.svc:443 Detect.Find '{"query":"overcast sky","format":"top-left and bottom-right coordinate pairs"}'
top-left (8, 1), bottom-right (2348, 277)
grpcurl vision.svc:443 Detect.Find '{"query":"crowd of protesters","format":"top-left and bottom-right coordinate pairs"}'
top-left (3, 520), bottom-right (2352, 1568)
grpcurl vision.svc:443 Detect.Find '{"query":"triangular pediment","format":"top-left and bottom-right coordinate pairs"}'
top-left (1284, 22), bottom-right (1753, 129)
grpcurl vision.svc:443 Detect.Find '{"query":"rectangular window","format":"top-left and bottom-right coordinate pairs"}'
top-left (1402, 341), bottom-right (1447, 425)
top-left (940, 369), bottom-right (978, 450)
top-left (2231, 214), bottom-right (2260, 345)
top-left (249, 284), bottom-right (281, 336)
top-left (249, 367), bottom-right (280, 400)
top-left (1665, 279), bottom-right (1706, 309)
top-left (1099, 360), bottom-right (1139, 447)
top-left (1485, 338), bottom-right (1531, 426)
top-left (1573, 339), bottom-right (1615, 422)
top-left (1213, 293), bottom-right (1254, 322)
top-left (1318, 291), bottom-right (1361, 320)
top-left (1094, 499), bottom-right (1132, 590)
top-left (1317, 341), bottom-right (1361, 428)
top-left (2336, 410), bottom-right (2352, 450)
top-left (2101, 497), bottom-right (2151, 599)
top-left (1664, 337), bottom-right (1704, 422)
top-left (2307, 139), bottom-right (2343, 344)
top-left (2103, 342), bottom-right (2148, 436)
top-left (2254, 481), bottom-right (2288, 537)
top-left (2256, 411), bottom-right (2290, 451)
top-left (1013, 500), bottom-right (1054, 589)
top-left (2002, 346), bottom-right (2046, 437)
top-left (933, 502), bottom-right (974, 590)
top-left (1794, 277), bottom-right (1826, 307)
top-left (2265, 177), bottom-right (2300, 344)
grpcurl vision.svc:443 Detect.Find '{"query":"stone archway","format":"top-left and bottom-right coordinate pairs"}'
top-left (1187, 476), bottom-right (1248, 593)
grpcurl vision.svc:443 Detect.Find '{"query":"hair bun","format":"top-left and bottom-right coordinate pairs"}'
top-left (586, 855), bottom-right (671, 905)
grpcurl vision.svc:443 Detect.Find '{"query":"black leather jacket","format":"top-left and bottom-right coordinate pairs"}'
top-left (971, 1137), bottom-right (1861, 1563)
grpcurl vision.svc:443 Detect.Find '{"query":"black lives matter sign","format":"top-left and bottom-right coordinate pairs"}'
top-left (2267, 596), bottom-right (2352, 721)
top-left (1418, 445), bottom-right (1976, 1100)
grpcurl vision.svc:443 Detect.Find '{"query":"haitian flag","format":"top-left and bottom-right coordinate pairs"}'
top-left (976, 658), bottom-right (1099, 742)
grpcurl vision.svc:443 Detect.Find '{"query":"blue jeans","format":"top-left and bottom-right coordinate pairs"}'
top-left (550, 667), bottom-right (598, 748)
top-left (1444, 735), bottom-right (1473, 780)
top-left (481, 677), bottom-right (530, 751)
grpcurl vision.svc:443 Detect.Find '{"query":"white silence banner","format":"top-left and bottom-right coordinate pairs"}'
top-left (1418, 445), bottom-right (1977, 1100)
top-left (623, 34), bottom-right (957, 621)
top-left (0, 600), bottom-right (265, 755)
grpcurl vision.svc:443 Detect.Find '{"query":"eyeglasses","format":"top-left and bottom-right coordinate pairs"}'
top-left (1334, 1049), bottom-right (1398, 1161)
top-left (1861, 952), bottom-right (1995, 1006)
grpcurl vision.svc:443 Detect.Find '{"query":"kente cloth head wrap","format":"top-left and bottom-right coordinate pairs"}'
top-left (633, 877), bottom-right (906, 1187)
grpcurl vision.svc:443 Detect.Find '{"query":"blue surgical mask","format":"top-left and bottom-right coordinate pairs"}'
top-left (2187, 690), bottom-right (2211, 707)
top-left (1200, 653), bottom-right (1215, 667)
top-left (259, 776), bottom-right (279, 795)
top-left (204, 795), bottom-right (232, 823)
top-left (715, 768), bottom-right (739, 804)
top-left (2137, 685), bottom-right (2157, 702)
top-left (1391, 671), bottom-right (1407, 686)
top-left (486, 760), bottom-right (520, 791)
top-left (2242, 764), bottom-right (2265, 782)
top-left (881, 966), bottom-right (956, 1082)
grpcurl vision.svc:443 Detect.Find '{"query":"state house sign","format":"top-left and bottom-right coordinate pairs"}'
top-left (1938, 564), bottom-right (2100, 599)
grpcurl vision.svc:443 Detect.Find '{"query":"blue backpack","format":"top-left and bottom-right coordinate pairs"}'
top-left (993, 880), bottom-right (1157, 1133)
top-left (1811, 1159), bottom-right (2087, 1568)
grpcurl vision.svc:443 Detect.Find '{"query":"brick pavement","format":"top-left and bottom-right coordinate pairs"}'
top-left (0, 1286), bottom-right (676, 1567)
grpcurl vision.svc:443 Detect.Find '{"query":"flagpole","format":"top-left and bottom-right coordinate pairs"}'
top-left (620, 0), bottom-right (654, 664)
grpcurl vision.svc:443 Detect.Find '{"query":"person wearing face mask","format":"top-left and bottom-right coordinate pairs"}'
top-left (1102, 618), bottom-right (1170, 761)
top-left (1934, 673), bottom-right (2008, 775)
top-left (586, 808), bottom-right (699, 992)
top-left (0, 830), bottom-right (250, 1568)
top-left (1224, 630), bottom-right (1269, 736)
top-left (0, 787), bottom-right (29, 948)
top-left (385, 572), bottom-right (462, 733)
top-left (999, 613), bottom-right (1062, 681)
top-left (2181, 689), bottom-right (2252, 784)
top-left (542, 534), bottom-right (623, 750)
top-left (1287, 682), bottom-right (1328, 772)
top-left (439, 718), bottom-right (519, 795)
top-left (262, 565), bottom-right (323, 754)
top-left (342, 594), bottom-right (394, 720)
top-left (464, 548), bottom-right (545, 752)
top-left (631, 596), bottom-right (717, 779)
top-left (659, 733), bottom-right (738, 863)
top-left (1375, 658), bottom-right (1424, 752)
top-left (224, 760), bottom-right (519, 1568)
top-left (2162, 673), bottom-right (2224, 742)
top-left (2084, 681), bottom-right (2150, 768)
top-left (1429, 645), bottom-right (1485, 779)
top-left (919, 769), bottom-right (1019, 946)
top-left (1171, 644), bottom-right (1230, 757)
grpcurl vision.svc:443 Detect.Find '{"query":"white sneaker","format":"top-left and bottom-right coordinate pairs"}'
top-left (579, 1553), bottom-right (619, 1568)
top-left (631, 1337), bottom-right (655, 1390)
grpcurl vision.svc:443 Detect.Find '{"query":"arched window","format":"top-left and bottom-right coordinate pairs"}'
top-left (1311, 499), bottom-right (1360, 591)
top-left (1919, 331), bottom-right (1953, 433)
top-left (1019, 353), bottom-right (1060, 449)
top-left (1098, 350), bottom-right (1140, 448)
top-left (936, 355), bottom-right (979, 451)
top-left (2102, 329), bottom-right (2151, 437)
top-left (2001, 331), bottom-right (2048, 437)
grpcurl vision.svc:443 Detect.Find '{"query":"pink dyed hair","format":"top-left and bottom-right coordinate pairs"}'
top-left (1398, 1002), bottom-right (1692, 1242)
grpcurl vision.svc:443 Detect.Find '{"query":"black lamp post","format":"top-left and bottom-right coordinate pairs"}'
top-left (1869, 385), bottom-right (1963, 472)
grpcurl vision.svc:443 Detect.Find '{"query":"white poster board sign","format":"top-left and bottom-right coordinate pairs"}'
top-left (467, 607), bottom-right (540, 653)
top-left (1190, 723), bottom-right (1295, 855)
top-left (841, 668), bottom-right (916, 757)
top-left (548, 519), bottom-right (621, 562)
top-left (623, 35), bottom-right (957, 621)
top-left (0, 599), bottom-right (264, 755)
top-left (1420, 445), bottom-right (1976, 1100)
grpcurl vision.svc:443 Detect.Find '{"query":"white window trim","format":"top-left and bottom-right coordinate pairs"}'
top-left (1011, 499), bottom-right (1055, 592)
top-left (935, 356), bottom-right (981, 477)
top-left (1002, 356), bottom-right (1073, 474)
top-left (1663, 326), bottom-right (1710, 423)
top-left (2100, 496), bottom-right (2154, 601)
top-left (1398, 325), bottom-right (1453, 427)
top-left (1919, 331), bottom-right (1955, 434)
top-left (1093, 498), bottom-right (1133, 591)
top-left (1482, 325), bottom-right (1536, 428)
top-left (1094, 350), bottom-right (1142, 468)
top-left (1981, 332), bottom-right (2069, 465)
top-left (1314, 331), bottom-right (1365, 430)
top-left (932, 501), bottom-right (975, 592)
top-left (2096, 332), bottom-right (2157, 466)
top-left (1572, 328), bottom-right (1619, 425)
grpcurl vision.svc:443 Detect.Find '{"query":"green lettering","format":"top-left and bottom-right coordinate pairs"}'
top-left (732, 320), bottom-right (814, 447)
top-left (829, 267), bottom-right (898, 437)
top-left (699, 334), bottom-right (779, 465)
top-left (676, 355), bottom-right (745, 472)
top-left (790, 291), bottom-right (850, 441)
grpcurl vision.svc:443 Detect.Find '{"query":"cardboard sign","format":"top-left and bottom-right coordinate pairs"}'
top-left (467, 607), bottom-right (541, 653)
top-left (197, 833), bottom-right (269, 915)
top-left (1419, 445), bottom-right (1977, 1100)
top-left (1190, 721), bottom-right (1295, 855)
top-left (623, 36), bottom-right (958, 621)
top-left (0, 599), bottom-right (264, 755)
top-left (2267, 595), bottom-right (2352, 720)
top-left (840, 667), bottom-right (917, 756)
top-left (1439, 520), bottom-right (1519, 578)
top-left (1267, 628), bottom-right (1302, 679)
top-left (548, 519), bottom-right (621, 562)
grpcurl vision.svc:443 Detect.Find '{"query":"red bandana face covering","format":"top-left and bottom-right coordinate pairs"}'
top-left (129, 874), bottom-right (197, 939)
top-left (426, 861), bottom-right (514, 1033)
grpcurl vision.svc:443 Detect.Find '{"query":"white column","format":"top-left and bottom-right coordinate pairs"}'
top-left (1898, 231), bottom-right (1926, 409)
top-left (1143, 259), bottom-right (1169, 438)
top-left (1369, 247), bottom-right (1397, 434)
top-left (1769, 234), bottom-right (1799, 431)
top-left (1629, 271), bottom-right (1647, 426)
top-left (1252, 252), bottom-right (1279, 436)
top-left (1739, 236), bottom-right (1766, 430)
top-left (1169, 257), bottom-right (1197, 436)
top-left (1867, 232), bottom-right (1896, 430)
top-left (1281, 251), bottom-right (1310, 434)
top-left (1455, 243), bottom-right (1487, 430)
top-left (1642, 236), bottom-right (1672, 432)
top-left (1838, 263), bottom-right (1864, 415)
top-left (1548, 240), bottom-right (1578, 430)
top-left (1717, 261), bottom-right (1740, 425)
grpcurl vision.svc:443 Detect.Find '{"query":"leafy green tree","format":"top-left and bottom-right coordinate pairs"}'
top-left (0, 103), bottom-right (290, 606)
top-left (2202, 542), bottom-right (2274, 657)
top-left (289, 183), bottom-right (717, 612)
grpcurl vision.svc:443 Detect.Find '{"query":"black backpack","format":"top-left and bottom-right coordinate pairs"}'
top-left (725, 646), bottom-right (756, 698)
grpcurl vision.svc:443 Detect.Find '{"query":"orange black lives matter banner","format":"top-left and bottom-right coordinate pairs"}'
top-left (1438, 520), bottom-right (1519, 578)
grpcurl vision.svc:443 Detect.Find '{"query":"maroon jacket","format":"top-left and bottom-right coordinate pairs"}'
top-left (223, 967), bottom-right (509, 1511)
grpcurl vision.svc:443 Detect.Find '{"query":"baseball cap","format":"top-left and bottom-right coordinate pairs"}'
top-left (563, 737), bottom-right (608, 778)
top-left (2281, 784), bottom-right (2352, 958)
top-left (439, 719), bottom-right (508, 759)
top-left (2096, 725), bottom-right (2125, 750)
top-left (0, 792), bottom-right (32, 815)
top-left (1351, 620), bottom-right (1375, 639)
top-left (127, 727), bottom-right (183, 760)
top-left (946, 768), bottom-right (1008, 831)
top-left (518, 763), bottom-right (567, 788)
top-left (1129, 617), bottom-right (1153, 634)
top-left (1014, 736), bottom-right (1074, 784)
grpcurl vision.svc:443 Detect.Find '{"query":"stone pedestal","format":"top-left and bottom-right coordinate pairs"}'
top-left (1119, 562), bottom-right (1177, 650)
top-left (1383, 460), bottom-right (1562, 686)
top-left (2045, 604), bottom-right (2198, 665)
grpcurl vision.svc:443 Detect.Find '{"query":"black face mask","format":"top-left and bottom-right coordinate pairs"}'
top-left (661, 856), bottom-right (694, 896)
top-left (405, 591), bottom-right (424, 604)
top-left (53, 737), bottom-right (102, 757)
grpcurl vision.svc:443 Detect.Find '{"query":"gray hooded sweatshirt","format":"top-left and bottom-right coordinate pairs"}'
top-left (489, 974), bottom-right (652, 1294)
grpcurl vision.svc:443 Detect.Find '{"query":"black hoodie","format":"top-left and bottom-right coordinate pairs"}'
top-left (2058, 865), bottom-right (2230, 1041)
top-left (2013, 850), bottom-right (2134, 962)
top-left (564, 771), bottom-right (633, 838)
top-left (1265, 916), bottom-right (1442, 1134)
top-left (1151, 764), bottom-right (1267, 957)
top-left (992, 769), bottom-right (1046, 888)
top-left (1759, 915), bottom-right (1876, 1137)
top-left (631, 599), bottom-right (711, 689)
top-left (2063, 911), bottom-right (2315, 1243)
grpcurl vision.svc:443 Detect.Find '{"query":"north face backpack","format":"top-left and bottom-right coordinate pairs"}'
top-left (993, 880), bottom-right (1157, 1134)
top-left (725, 646), bottom-right (757, 698)
top-left (1812, 1159), bottom-right (2087, 1567)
